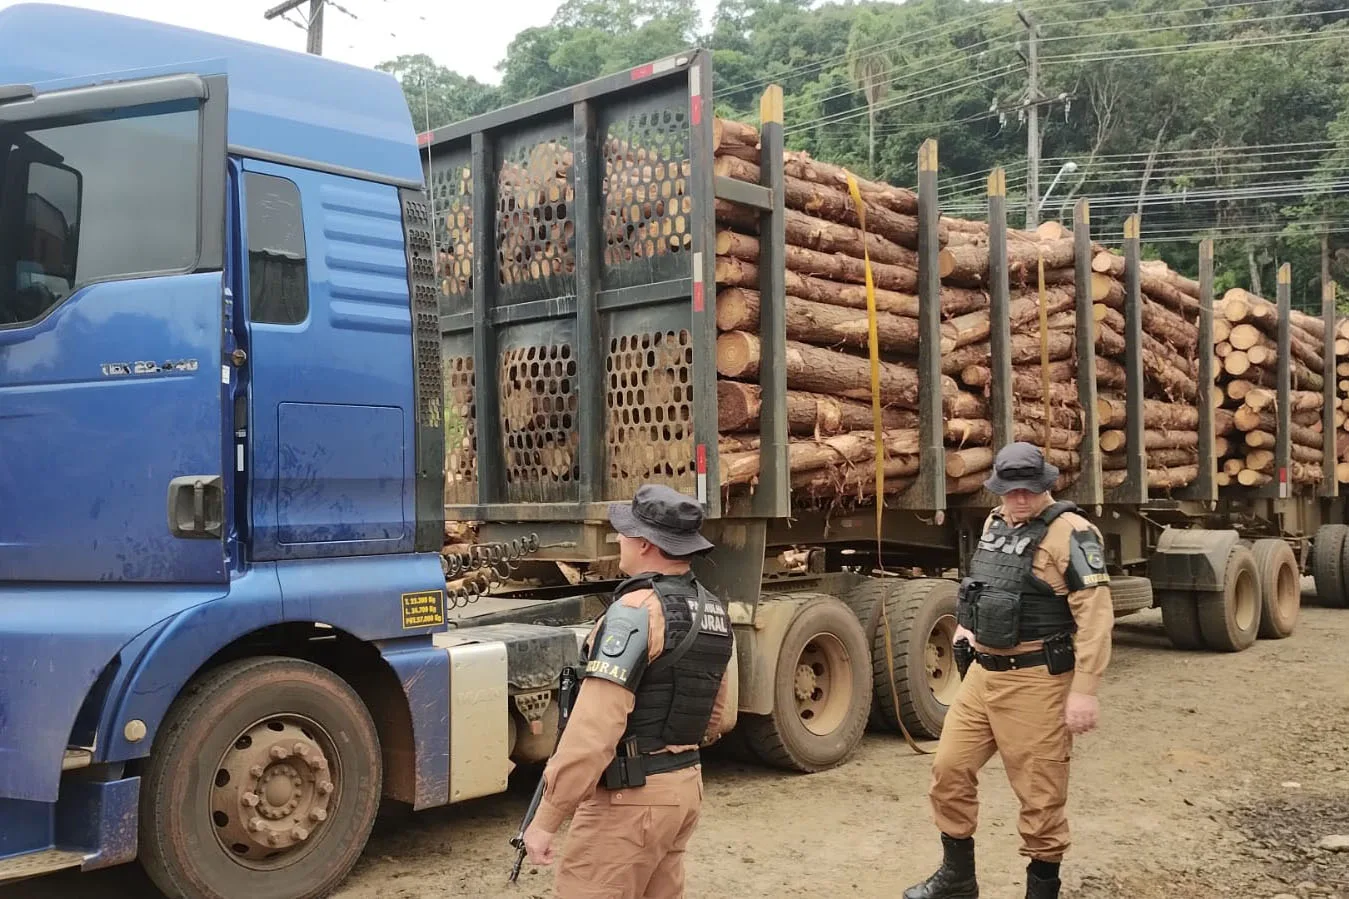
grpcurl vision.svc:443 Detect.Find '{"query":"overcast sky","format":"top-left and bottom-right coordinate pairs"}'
top-left (0, 0), bottom-right (722, 84)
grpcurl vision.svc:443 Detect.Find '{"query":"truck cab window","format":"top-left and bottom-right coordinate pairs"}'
top-left (0, 107), bottom-right (201, 327)
top-left (245, 172), bottom-right (308, 325)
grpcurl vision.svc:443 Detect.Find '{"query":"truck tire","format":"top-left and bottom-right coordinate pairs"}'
top-left (1158, 590), bottom-right (1204, 650)
top-left (1313, 524), bottom-right (1349, 607)
top-left (1109, 576), bottom-right (1154, 617)
top-left (1196, 544), bottom-right (1262, 652)
top-left (870, 578), bottom-right (960, 741)
top-left (140, 656), bottom-right (382, 899)
top-left (739, 594), bottom-right (872, 773)
top-left (1251, 538), bottom-right (1300, 638)
top-left (1332, 527), bottom-right (1349, 610)
top-left (836, 576), bottom-right (893, 733)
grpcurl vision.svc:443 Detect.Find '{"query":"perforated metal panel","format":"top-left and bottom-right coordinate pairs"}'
top-left (600, 103), bottom-right (692, 291)
top-left (400, 187), bottom-right (447, 550)
top-left (605, 328), bottom-right (695, 498)
top-left (493, 131), bottom-right (576, 301)
top-left (432, 157), bottom-right (473, 313)
top-left (443, 353), bottom-right (477, 505)
top-left (499, 337), bottom-right (579, 501)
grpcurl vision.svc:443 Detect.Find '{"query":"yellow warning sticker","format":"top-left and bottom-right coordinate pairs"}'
top-left (401, 590), bottom-right (446, 629)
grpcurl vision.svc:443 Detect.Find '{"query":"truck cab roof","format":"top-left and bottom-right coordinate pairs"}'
top-left (0, 2), bottom-right (424, 188)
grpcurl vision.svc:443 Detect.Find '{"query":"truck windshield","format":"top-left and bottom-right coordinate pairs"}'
top-left (0, 106), bottom-right (201, 327)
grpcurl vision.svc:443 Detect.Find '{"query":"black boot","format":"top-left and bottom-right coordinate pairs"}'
top-left (902, 834), bottom-right (979, 899)
top-left (1025, 861), bottom-right (1061, 899)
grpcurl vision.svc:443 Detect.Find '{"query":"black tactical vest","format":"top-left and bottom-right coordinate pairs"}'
top-left (963, 501), bottom-right (1079, 644)
top-left (615, 571), bottom-right (733, 753)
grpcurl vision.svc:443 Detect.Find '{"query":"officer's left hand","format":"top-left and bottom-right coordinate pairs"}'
top-left (1065, 692), bottom-right (1099, 735)
top-left (523, 822), bottom-right (556, 865)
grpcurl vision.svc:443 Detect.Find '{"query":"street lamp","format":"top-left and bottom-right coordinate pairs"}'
top-left (1038, 160), bottom-right (1078, 214)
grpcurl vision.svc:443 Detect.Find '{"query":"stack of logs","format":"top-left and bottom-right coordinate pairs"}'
top-left (712, 114), bottom-right (1207, 507)
top-left (1334, 318), bottom-right (1349, 483)
top-left (1214, 288), bottom-right (1328, 488)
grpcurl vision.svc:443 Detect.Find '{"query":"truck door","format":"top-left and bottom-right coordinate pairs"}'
top-left (238, 161), bottom-right (415, 563)
top-left (0, 74), bottom-right (229, 583)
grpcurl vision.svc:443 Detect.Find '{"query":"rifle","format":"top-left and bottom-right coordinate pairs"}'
top-left (508, 664), bottom-right (578, 883)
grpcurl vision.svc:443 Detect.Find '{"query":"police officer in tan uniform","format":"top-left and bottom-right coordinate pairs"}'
top-left (903, 443), bottom-right (1113, 899)
top-left (524, 484), bottom-right (736, 898)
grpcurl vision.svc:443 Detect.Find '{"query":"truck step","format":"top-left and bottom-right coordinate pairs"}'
top-left (0, 848), bottom-right (85, 884)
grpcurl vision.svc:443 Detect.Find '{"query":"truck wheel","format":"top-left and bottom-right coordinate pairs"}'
top-left (140, 656), bottom-right (382, 899)
top-left (1333, 526), bottom-right (1349, 610)
top-left (1196, 545), bottom-right (1262, 652)
top-left (1158, 590), bottom-right (1204, 650)
top-left (1251, 538), bottom-right (1300, 638)
top-left (1313, 524), bottom-right (1349, 607)
top-left (1109, 576), bottom-right (1154, 618)
top-left (740, 594), bottom-right (872, 773)
top-left (870, 578), bottom-right (959, 740)
top-left (836, 577), bottom-right (890, 733)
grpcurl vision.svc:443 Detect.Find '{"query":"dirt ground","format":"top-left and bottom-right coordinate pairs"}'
top-left (15, 592), bottom-right (1349, 899)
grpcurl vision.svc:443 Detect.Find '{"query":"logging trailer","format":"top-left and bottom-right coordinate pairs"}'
top-left (0, 6), bottom-right (1346, 897)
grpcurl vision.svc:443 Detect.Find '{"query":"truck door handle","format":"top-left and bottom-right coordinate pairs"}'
top-left (167, 475), bottom-right (224, 539)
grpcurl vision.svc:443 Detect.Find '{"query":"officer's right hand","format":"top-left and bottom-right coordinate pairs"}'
top-left (954, 625), bottom-right (975, 646)
top-left (523, 822), bottom-right (556, 865)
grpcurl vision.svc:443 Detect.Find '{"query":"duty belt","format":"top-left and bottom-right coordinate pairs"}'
top-left (975, 649), bottom-right (1050, 671)
top-left (602, 747), bottom-right (700, 790)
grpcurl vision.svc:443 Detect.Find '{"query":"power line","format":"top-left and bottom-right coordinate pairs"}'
top-left (786, 65), bottom-right (1019, 133)
top-left (1042, 29), bottom-right (1346, 64)
top-left (1040, 4), bottom-right (1348, 42)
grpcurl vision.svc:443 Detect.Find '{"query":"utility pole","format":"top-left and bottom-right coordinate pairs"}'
top-left (264, 0), bottom-right (325, 55)
top-left (1018, 8), bottom-right (1041, 229)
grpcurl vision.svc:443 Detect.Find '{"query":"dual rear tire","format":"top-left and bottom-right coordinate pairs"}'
top-left (1158, 537), bottom-right (1299, 651)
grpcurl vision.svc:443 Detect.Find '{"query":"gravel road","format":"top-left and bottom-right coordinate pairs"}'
top-left (14, 598), bottom-right (1349, 899)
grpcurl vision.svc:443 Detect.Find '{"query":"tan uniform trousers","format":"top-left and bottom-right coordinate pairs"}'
top-left (555, 765), bottom-right (703, 899)
top-left (928, 660), bottom-right (1074, 861)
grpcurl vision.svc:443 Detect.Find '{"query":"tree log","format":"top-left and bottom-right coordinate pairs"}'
top-left (716, 382), bottom-right (916, 435)
top-left (1097, 398), bottom-right (1200, 430)
top-left (938, 238), bottom-right (1076, 285)
top-left (716, 230), bottom-right (918, 293)
top-left (715, 155), bottom-right (921, 250)
top-left (715, 287), bottom-right (951, 355)
top-left (716, 331), bottom-right (958, 410)
top-left (940, 331), bottom-right (1075, 377)
top-left (715, 256), bottom-right (988, 319)
top-left (1100, 429), bottom-right (1199, 453)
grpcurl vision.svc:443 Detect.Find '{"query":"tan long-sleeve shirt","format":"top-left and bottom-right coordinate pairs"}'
top-left (975, 505), bottom-right (1114, 696)
top-left (532, 587), bottom-right (735, 833)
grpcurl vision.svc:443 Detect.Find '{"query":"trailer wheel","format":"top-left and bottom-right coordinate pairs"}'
top-left (140, 656), bottom-right (381, 899)
top-left (868, 578), bottom-right (959, 740)
top-left (1312, 524), bottom-right (1349, 607)
top-left (1109, 576), bottom-right (1155, 618)
top-left (1158, 590), bottom-right (1204, 650)
top-left (1196, 545), bottom-right (1262, 652)
top-left (1251, 538), bottom-right (1300, 638)
top-left (740, 594), bottom-right (872, 773)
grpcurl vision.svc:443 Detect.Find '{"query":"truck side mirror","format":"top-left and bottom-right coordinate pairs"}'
top-left (18, 158), bottom-right (81, 289)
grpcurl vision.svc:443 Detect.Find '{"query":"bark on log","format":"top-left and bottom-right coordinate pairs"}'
top-left (1100, 429), bottom-right (1200, 452)
top-left (1097, 398), bottom-right (1200, 431)
top-left (720, 428), bottom-right (924, 487)
top-left (714, 256), bottom-right (988, 319)
top-left (715, 202), bottom-right (919, 268)
top-left (938, 238), bottom-right (1076, 286)
top-left (716, 382), bottom-right (916, 435)
top-left (715, 155), bottom-right (921, 250)
top-left (715, 287), bottom-right (952, 354)
top-left (716, 230), bottom-right (918, 293)
top-left (716, 331), bottom-right (958, 410)
top-left (940, 331), bottom-right (1075, 376)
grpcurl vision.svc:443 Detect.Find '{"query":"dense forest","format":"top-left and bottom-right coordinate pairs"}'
top-left (377, 0), bottom-right (1349, 309)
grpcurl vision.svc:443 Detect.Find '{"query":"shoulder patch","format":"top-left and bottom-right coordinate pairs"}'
top-left (583, 601), bottom-right (650, 691)
top-left (1066, 528), bottom-right (1111, 591)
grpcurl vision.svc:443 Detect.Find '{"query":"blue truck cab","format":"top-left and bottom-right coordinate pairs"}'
top-left (0, 4), bottom-right (586, 895)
